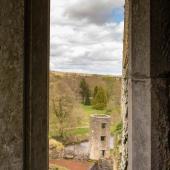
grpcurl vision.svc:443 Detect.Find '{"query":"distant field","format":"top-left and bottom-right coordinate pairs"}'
top-left (49, 71), bottom-right (122, 143)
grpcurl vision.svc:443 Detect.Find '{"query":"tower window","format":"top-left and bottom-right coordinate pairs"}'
top-left (101, 150), bottom-right (105, 157)
top-left (102, 123), bottom-right (106, 128)
top-left (101, 136), bottom-right (106, 141)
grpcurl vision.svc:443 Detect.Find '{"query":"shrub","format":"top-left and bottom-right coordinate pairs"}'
top-left (49, 139), bottom-right (64, 150)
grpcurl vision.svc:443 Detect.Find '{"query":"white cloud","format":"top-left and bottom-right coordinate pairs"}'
top-left (50, 0), bottom-right (124, 75)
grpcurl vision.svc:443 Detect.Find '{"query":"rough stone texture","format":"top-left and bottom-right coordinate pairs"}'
top-left (120, 0), bottom-right (129, 169)
top-left (128, 0), bottom-right (170, 169)
top-left (150, 0), bottom-right (170, 77)
top-left (0, 0), bottom-right (24, 169)
top-left (151, 79), bottom-right (170, 169)
top-left (128, 0), bottom-right (152, 168)
top-left (129, 79), bottom-right (152, 170)
top-left (150, 1), bottom-right (170, 167)
top-left (90, 115), bottom-right (111, 160)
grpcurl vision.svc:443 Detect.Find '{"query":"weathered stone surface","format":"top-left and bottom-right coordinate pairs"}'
top-left (0, 0), bottom-right (24, 169)
top-left (120, 78), bottom-right (128, 170)
top-left (129, 0), bottom-right (151, 78)
top-left (120, 0), bottom-right (129, 169)
top-left (89, 115), bottom-right (111, 160)
top-left (151, 78), bottom-right (170, 169)
top-left (129, 79), bottom-right (152, 170)
top-left (150, 0), bottom-right (170, 77)
top-left (129, 78), bottom-right (170, 170)
top-left (128, 0), bottom-right (170, 169)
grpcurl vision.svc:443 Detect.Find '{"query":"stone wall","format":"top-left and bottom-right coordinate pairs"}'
top-left (150, 0), bottom-right (170, 168)
top-left (120, 0), bottom-right (129, 169)
top-left (0, 0), bottom-right (24, 169)
top-left (128, 0), bottom-right (170, 169)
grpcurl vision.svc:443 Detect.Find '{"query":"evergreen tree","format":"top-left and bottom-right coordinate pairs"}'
top-left (79, 78), bottom-right (91, 105)
top-left (80, 78), bottom-right (86, 103)
top-left (92, 87), bottom-right (107, 110)
top-left (85, 86), bottom-right (91, 105)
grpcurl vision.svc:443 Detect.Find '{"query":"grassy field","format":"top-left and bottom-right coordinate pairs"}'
top-left (49, 71), bottom-right (122, 144)
top-left (65, 127), bottom-right (89, 136)
top-left (81, 104), bottom-right (108, 115)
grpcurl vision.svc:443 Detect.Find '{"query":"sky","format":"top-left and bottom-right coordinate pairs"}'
top-left (50, 0), bottom-right (124, 75)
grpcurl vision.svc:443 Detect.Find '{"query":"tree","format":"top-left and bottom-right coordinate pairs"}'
top-left (79, 78), bottom-right (91, 105)
top-left (53, 96), bottom-right (73, 137)
top-left (80, 78), bottom-right (86, 100)
top-left (92, 87), bottom-right (107, 110)
top-left (84, 87), bottom-right (91, 105)
top-left (93, 86), bottom-right (98, 98)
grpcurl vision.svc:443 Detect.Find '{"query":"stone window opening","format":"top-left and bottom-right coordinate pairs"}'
top-left (21, 0), bottom-right (170, 169)
top-left (101, 136), bottom-right (106, 141)
top-left (101, 150), bottom-right (105, 157)
top-left (101, 123), bottom-right (106, 129)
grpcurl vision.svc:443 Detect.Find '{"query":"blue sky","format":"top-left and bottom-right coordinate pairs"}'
top-left (111, 8), bottom-right (124, 22)
top-left (50, 0), bottom-right (124, 75)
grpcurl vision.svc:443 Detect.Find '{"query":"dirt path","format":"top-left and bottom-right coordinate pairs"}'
top-left (50, 159), bottom-right (92, 170)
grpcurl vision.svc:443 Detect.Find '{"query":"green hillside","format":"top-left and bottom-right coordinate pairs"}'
top-left (49, 71), bottom-right (122, 144)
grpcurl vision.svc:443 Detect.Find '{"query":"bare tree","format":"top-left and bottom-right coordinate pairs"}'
top-left (53, 96), bottom-right (73, 137)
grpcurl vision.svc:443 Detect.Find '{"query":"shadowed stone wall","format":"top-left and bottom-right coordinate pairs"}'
top-left (0, 0), bottom-right (24, 169)
top-left (151, 0), bottom-right (170, 168)
top-left (24, 0), bottom-right (49, 169)
top-left (0, 0), bottom-right (49, 169)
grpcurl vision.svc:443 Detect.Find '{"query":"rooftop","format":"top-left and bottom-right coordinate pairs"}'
top-left (90, 114), bottom-right (111, 119)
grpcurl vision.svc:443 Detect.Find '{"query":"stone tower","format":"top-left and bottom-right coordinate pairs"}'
top-left (89, 114), bottom-right (111, 160)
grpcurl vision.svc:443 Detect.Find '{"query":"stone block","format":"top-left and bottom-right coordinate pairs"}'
top-left (128, 78), bottom-right (151, 170)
